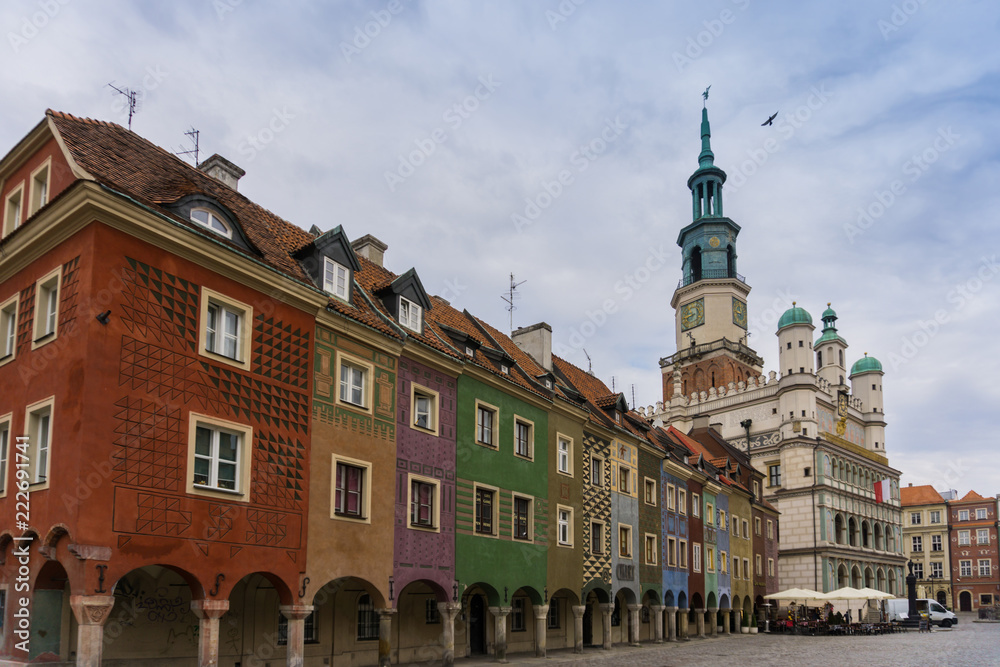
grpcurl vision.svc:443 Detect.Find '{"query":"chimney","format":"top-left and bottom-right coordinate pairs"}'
top-left (351, 234), bottom-right (388, 268)
top-left (199, 154), bottom-right (246, 190)
top-left (511, 322), bottom-right (552, 371)
top-left (692, 415), bottom-right (710, 430)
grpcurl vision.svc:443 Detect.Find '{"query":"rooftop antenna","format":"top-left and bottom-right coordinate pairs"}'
top-left (175, 128), bottom-right (201, 166)
top-left (582, 348), bottom-right (593, 375)
top-left (107, 83), bottom-right (138, 131)
top-left (501, 273), bottom-right (526, 333)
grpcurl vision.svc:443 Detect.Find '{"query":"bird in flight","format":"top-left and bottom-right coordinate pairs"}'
top-left (761, 111), bottom-right (779, 126)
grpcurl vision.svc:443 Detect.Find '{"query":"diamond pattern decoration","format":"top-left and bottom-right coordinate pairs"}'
top-left (206, 503), bottom-right (236, 541)
top-left (582, 433), bottom-right (612, 583)
top-left (119, 257), bottom-right (199, 352)
top-left (252, 315), bottom-right (309, 388)
top-left (136, 493), bottom-right (192, 536)
top-left (251, 432), bottom-right (305, 509)
top-left (112, 397), bottom-right (184, 490)
top-left (246, 509), bottom-right (287, 546)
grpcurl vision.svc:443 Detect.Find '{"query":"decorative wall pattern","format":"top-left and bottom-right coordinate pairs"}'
top-left (119, 258), bottom-right (199, 351)
top-left (582, 432), bottom-right (612, 585)
top-left (112, 397), bottom-right (184, 491)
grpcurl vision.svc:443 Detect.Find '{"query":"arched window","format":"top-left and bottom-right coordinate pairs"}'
top-left (190, 208), bottom-right (233, 238)
top-left (817, 350), bottom-right (823, 367)
top-left (691, 247), bottom-right (703, 282)
top-left (357, 594), bottom-right (379, 641)
top-left (839, 349), bottom-right (844, 366)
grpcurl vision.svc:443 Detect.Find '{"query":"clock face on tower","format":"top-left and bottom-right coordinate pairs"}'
top-left (732, 297), bottom-right (747, 329)
top-left (681, 298), bottom-right (705, 331)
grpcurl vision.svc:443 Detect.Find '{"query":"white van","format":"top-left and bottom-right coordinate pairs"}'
top-left (886, 599), bottom-right (958, 627)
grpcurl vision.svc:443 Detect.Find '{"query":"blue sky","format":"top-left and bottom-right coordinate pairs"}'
top-left (2, 0), bottom-right (998, 497)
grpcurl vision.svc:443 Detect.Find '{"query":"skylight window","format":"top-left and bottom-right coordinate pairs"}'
top-left (190, 208), bottom-right (232, 238)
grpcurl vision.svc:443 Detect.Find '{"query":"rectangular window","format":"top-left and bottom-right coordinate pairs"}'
top-left (557, 436), bottom-right (572, 475)
top-left (911, 536), bottom-right (922, 552)
top-left (692, 543), bottom-right (702, 573)
top-left (339, 361), bottom-right (367, 407)
top-left (0, 295), bottom-right (17, 362)
top-left (979, 559), bottom-right (991, 577)
top-left (475, 486), bottom-right (496, 535)
top-left (645, 478), bottom-right (657, 506)
top-left (959, 510), bottom-right (970, 521)
top-left (720, 509), bottom-right (727, 531)
top-left (410, 479), bottom-right (436, 528)
top-left (982, 594), bottom-right (995, 606)
top-left (719, 550), bottom-right (727, 573)
top-left (0, 416), bottom-right (9, 497)
top-left (411, 384), bottom-right (438, 434)
top-left (334, 462), bottom-right (365, 518)
top-left (425, 599), bottom-right (441, 624)
top-left (767, 520), bottom-right (774, 540)
top-left (399, 296), bottom-right (422, 332)
top-left (767, 558), bottom-right (774, 577)
top-left (929, 510), bottom-right (941, 524)
top-left (931, 535), bottom-right (942, 552)
top-left (194, 424), bottom-right (241, 492)
top-left (958, 530), bottom-right (970, 546)
top-left (705, 503), bottom-right (714, 526)
top-left (977, 508), bottom-right (988, 520)
top-left (707, 547), bottom-right (715, 572)
top-left (514, 418), bottom-right (533, 459)
top-left (732, 513), bottom-right (739, 536)
top-left (977, 528), bottom-right (989, 545)
top-left (511, 598), bottom-right (525, 632)
top-left (692, 493), bottom-right (700, 517)
top-left (912, 562), bottom-right (923, 579)
top-left (25, 399), bottom-right (54, 487)
top-left (3, 183), bottom-right (23, 235)
top-left (930, 562), bottom-right (943, 578)
top-left (667, 537), bottom-right (677, 567)
top-left (619, 525), bottom-right (632, 558)
top-left (475, 402), bottom-right (497, 447)
top-left (743, 558), bottom-right (750, 580)
top-left (742, 519), bottom-right (749, 539)
top-left (199, 288), bottom-right (251, 369)
top-left (29, 161), bottom-right (50, 215)
top-left (618, 466), bottom-right (630, 494)
top-left (277, 610), bottom-right (318, 645)
top-left (753, 480), bottom-right (760, 500)
top-left (678, 539), bottom-right (687, 568)
top-left (645, 534), bottom-right (657, 565)
top-left (666, 483), bottom-right (676, 510)
top-left (755, 554), bottom-right (762, 576)
top-left (357, 596), bottom-right (379, 641)
top-left (910, 512), bottom-right (921, 525)
top-left (755, 517), bottom-right (761, 536)
top-left (323, 258), bottom-right (350, 300)
top-left (678, 488), bottom-right (687, 515)
top-left (547, 598), bottom-right (560, 629)
top-left (591, 521), bottom-right (604, 555)
top-left (32, 268), bottom-right (61, 346)
top-left (557, 506), bottom-right (572, 547)
top-left (960, 560), bottom-right (972, 577)
top-left (768, 464), bottom-right (781, 487)
top-left (590, 456), bottom-right (604, 486)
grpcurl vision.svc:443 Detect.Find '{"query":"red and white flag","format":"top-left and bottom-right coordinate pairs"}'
top-left (874, 479), bottom-right (891, 503)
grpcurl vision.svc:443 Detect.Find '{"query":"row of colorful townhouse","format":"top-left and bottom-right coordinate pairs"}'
top-left (0, 111), bottom-right (777, 667)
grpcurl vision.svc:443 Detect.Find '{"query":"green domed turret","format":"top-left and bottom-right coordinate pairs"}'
top-left (850, 353), bottom-right (883, 375)
top-left (816, 302), bottom-right (848, 345)
top-left (777, 302), bottom-right (812, 330)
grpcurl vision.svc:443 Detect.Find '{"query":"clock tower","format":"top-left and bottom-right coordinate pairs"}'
top-left (661, 100), bottom-right (764, 402)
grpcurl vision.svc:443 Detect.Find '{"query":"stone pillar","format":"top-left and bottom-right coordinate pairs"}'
top-left (190, 599), bottom-right (230, 667)
top-left (69, 595), bottom-right (115, 667)
top-left (599, 603), bottom-right (614, 650)
top-left (651, 605), bottom-right (665, 643)
top-left (279, 604), bottom-right (314, 667)
top-left (571, 605), bottom-right (586, 653)
top-left (695, 608), bottom-right (705, 638)
top-left (488, 606), bottom-right (511, 663)
top-left (627, 604), bottom-right (642, 646)
top-left (533, 604), bottom-right (549, 657)
top-left (707, 607), bottom-right (718, 637)
top-left (721, 608), bottom-right (731, 635)
top-left (678, 608), bottom-right (689, 640)
top-left (437, 602), bottom-right (461, 666)
top-left (377, 608), bottom-right (396, 667)
top-left (666, 606), bottom-right (678, 642)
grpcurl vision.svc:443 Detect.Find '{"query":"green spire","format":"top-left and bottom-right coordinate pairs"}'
top-left (699, 107), bottom-right (715, 168)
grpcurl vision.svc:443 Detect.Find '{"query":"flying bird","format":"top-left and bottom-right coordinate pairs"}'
top-left (761, 111), bottom-right (779, 126)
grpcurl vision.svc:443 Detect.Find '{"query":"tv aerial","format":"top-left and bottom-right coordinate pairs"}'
top-left (107, 83), bottom-right (139, 130)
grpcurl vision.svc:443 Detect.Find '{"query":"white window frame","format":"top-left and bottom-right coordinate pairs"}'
top-left (31, 266), bottom-right (61, 349)
top-left (331, 453), bottom-right (372, 523)
top-left (755, 554), bottom-right (762, 576)
top-left (929, 510), bottom-right (941, 524)
top-left (556, 434), bottom-right (573, 477)
top-left (767, 558), bottom-right (775, 577)
top-left (958, 530), bottom-right (970, 546)
top-left (512, 493), bottom-right (534, 541)
top-left (336, 352), bottom-right (374, 412)
top-left (692, 493), bottom-right (700, 518)
top-left (591, 520), bottom-right (605, 555)
top-left (912, 535), bottom-right (922, 552)
top-left (645, 477), bottom-right (657, 506)
top-left (931, 534), bottom-right (942, 552)
top-left (474, 400), bottom-right (499, 449)
top-left (692, 543), bottom-right (702, 573)
top-left (959, 560), bottom-right (972, 577)
top-left (190, 207), bottom-right (233, 238)
top-left (618, 523), bottom-right (633, 559)
top-left (977, 508), bottom-right (988, 520)
top-left (406, 472), bottom-right (440, 532)
top-left (0, 294), bottom-right (18, 365)
top-left (556, 504), bottom-right (573, 547)
top-left (398, 295), bottom-right (422, 333)
top-left (910, 511), bottom-right (921, 525)
top-left (186, 413), bottom-right (252, 501)
top-left (24, 397), bottom-right (54, 490)
top-left (743, 558), bottom-right (750, 580)
top-left (28, 159), bottom-right (51, 216)
top-left (644, 533), bottom-right (657, 565)
top-left (958, 509), bottom-right (969, 521)
top-left (930, 562), bottom-right (943, 578)
top-left (977, 528), bottom-right (989, 545)
top-left (742, 519), bottom-right (749, 539)
top-left (767, 519), bottom-right (774, 539)
top-left (979, 559), bottom-right (991, 577)
top-left (323, 257), bottom-right (350, 300)
top-left (678, 488), bottom-right (686, 514)
top-left (3, 182), bottom-right (24, 236)
top-left (198, 287), bottom-right (252, 370)
top-left (473, 482), bottom-right (500, 538)
top-left (513, 416), bottom-right (534, 460)
top-left (410, 383), bottom-right (438, 435)
top-left (0, 413), bottom-right (11, 498)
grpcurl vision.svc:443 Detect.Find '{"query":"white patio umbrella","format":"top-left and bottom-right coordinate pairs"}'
top-left (819, 586), bottom-right (866, 600)
top-left (763, 588), bottom-right (826, 601)
top-left (856, 587), bottom-right (894, 600)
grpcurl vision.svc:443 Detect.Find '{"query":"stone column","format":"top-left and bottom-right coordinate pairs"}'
top-left (279, 604), bottom-right (314, 667)
top-left (665, 606), bottom-right (678, 642)
top-left (488, 606), bottom-right (511, 663)
top-left (721, 608), bottom-right (731, 635)
top-left (707, 607), bottom-right (718, 637)
top-left (377, 608), bottom-right (396, 667)
top-left (695, 608), bottom-right (705, 638)
top-left (69, 595), bottom-right (115, 667)
top-left (571, 605), bottom-right (586, 653)
top-left (190, 599), bottom-right (230, 667)
top-left (599, 603), bottom-right (614, 650)
top-left (651, 605), bottom-right (665, 643)
top-left (533, 604), bottom-right (549, 657)
top-left (678, 608), bottom-right (689, 640)
top-left (627, 604), bottom-right (642, 646)
top-left (437, 602), bottom-right (461, 666)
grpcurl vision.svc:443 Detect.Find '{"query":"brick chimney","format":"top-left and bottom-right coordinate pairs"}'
top-left (511, 322), bottom-right (552, 371)
top-left (199, 154), bottom-right (246, 191)
top-left (351, 234), bottom-right (388, 268)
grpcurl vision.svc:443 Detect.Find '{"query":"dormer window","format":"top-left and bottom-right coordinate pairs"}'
top-left (191, 208), bottom-right (232, 238)
top-left (501, 364), bottom-right (510, 374)
top-left (614, 412), bottom-right (621, 424)
top-left (465, 346), bottom-right (474, 357)
top-left (399, 296), bottom-right (422, 333)
top-left (324, 258), bottom-right (350, 300)
top-left (545, 379), bottom-right (552, 389)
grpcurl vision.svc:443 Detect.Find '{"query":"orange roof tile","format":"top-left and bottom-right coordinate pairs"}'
top-left (956, 490), bottom-right (990, 503)
top-left (899, 485), bottom-right (945, 506)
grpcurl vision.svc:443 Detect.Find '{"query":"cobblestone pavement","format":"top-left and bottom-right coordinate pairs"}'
top-left (455, 614), bottom-right (999, 667)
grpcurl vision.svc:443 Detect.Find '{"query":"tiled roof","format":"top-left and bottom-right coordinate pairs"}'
top-left (899, 485), bottom-right (945, 506)
top-left (956, 490), bottom-right (990, 503)
top-left (593, 394), bottom-right (621, 409)
top-left (551, 355), bottom-right (649, 440)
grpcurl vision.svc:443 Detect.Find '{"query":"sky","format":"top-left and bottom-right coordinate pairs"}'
top-left (2, 0), bottom-right (998, 497)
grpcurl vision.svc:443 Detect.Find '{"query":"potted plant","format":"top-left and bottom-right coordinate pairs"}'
top-left (741, 612), bottom-right (751, 634)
